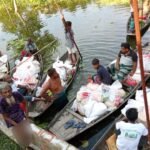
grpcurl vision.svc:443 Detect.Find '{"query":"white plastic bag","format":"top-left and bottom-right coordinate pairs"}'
top-left (121, 99), bottom-right (144, 117)
top-left (89, 102), bottom-right (107, 118)
top-left (111, 80), bottom-right (122, 89)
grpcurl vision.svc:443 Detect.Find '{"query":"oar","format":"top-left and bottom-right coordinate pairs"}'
top-left (55, 2), bottom-right (83, 60)
top-left (8, 40), bottom-right (57, 74)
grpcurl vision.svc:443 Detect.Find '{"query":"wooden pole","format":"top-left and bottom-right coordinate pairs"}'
top-left (132, 0), bottom-right (150, 140)
top-left (54, 1), bottom-right (83, 60)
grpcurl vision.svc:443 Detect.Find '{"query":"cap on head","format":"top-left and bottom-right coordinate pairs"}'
top-left (126, 108), bottom-right (138, 122)
top-left (92, 58), bottom-right (100, 65)
top-left (121, 43), bottom-right (130, 49)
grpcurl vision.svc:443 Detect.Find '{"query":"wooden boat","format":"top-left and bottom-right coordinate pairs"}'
top-left (28, 51), bottom-right (81, 119)
top-left (127, 16), bottom-right (150, 37)
top-left (91, 114), bottom-right (149, 150)
top-left (48, 48), bottom-right (150, 141)
top-left (0, 115), bottom-right (77, 150)
top-left (48, 76), bottom-right (149, 141)
top-left (91, 115), bottom-right (121, 150)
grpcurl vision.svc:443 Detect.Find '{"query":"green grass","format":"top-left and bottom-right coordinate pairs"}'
top-left (0, 131), bottom-right (21, 150)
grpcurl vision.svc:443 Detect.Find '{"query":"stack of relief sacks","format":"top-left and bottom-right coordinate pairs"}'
top-left (121, 50), bottom-right (150, 125)
top-left (13, 56), bottom-right (40, 90)
top-left (72, 80), bottom-right (126, 124)
top-left (129, 50), bottom-right (150, 84)
top-left (122, 88), bottom-right (150, 127)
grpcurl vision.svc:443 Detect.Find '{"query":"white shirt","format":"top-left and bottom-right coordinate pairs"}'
top-left (116, 121), bottom-right (148, 150)
top-left (65, 30), bottom-right (74, 49)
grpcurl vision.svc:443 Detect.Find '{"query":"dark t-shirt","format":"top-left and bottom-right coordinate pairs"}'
top-left (118, 50), bottom-right (138, 62)
top-left (97, 65), bottom-right (112, 85)
top-left (0, 92), bottom-right (25, 127)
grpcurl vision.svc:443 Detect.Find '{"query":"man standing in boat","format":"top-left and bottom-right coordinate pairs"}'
top-left (0, 82), bottom-right (32, 149)
top-left (89, 58), bottom-right (112, 85)
top-left (39, 68), bottom-right (68, 111)
top-left (109, 43), bottom-right (138, 81)
top-left (60, 12), bottom-right (77, 65)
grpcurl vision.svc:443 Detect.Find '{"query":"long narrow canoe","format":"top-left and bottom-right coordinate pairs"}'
top-left (48, 45), bottom-right (150, 141)
top-left (48, 75), bottom-right (149, 141)
top-left (28, 51), bottom-right (80, 119)
top-left (91, 115), bottom-right (123, 150)
top-left (127, 16), bottom-right (150, 37)
top-left (0, 115), bottom-right (77, 150)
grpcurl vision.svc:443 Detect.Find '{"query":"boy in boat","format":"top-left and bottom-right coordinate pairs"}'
top-left (25, 38), bottom-right (38, 55)
top-left (60, 12), bottom-right (77, 65)
top-left (128, 13), bottom-right (135, 33)
top-left (39, 68), bottom-right (68, 111)
top-left (0, 82), bottom-right (32, 149)
top-left (109, 43), bottom-right (138, 81)
top-left (89, 58), bottom-right (112, 85)
top-left (116, 108), bottom-right (148, 150)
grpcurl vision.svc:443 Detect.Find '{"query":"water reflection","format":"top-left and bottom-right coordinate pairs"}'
top-left (0, 1), bottom-right (150, 149)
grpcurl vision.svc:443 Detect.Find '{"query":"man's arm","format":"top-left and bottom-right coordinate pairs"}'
top-left (60, 11), bottom-right (67, 30)
top-left (17, 84), bottom-right (31, 92)
top-left (130, 62), bottom-right (137, 76)
top-left (39, 82), bottom-right (50, 98)
top-left (130, 52), bottom-right (138, 76)
top-left (2, 114), bottom-right (17, 126)
top-left (116, 57), bottom-right (120, 70)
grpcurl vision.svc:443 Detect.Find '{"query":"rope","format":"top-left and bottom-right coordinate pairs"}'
top-left (8, 40), bottom-right (57, 74)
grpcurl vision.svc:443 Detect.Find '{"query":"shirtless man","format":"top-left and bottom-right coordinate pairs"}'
top-left (39, 68), bottom-right (68, 111)
top-left (40, 68), bottom-right (63, 96)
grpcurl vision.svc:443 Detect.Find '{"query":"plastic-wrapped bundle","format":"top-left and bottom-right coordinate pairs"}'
top-left (53, 57), bottom-right (74, 85)
top-left (13, 57), bottom-right (40, 89)
top-left (72, 81), bottom-right (126, 123)
top-left (0, 55), bottom-right (8, 79)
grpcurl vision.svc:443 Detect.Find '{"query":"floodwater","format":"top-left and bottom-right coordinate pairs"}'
top-left (0, 1), bottom-right (150, 149)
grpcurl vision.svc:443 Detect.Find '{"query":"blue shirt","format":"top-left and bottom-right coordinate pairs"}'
top-left (97, 65), bottom-right (112, 85)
